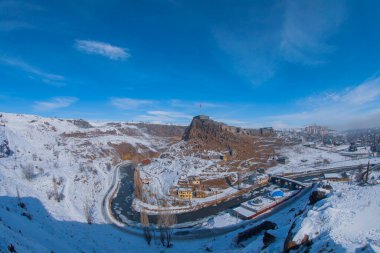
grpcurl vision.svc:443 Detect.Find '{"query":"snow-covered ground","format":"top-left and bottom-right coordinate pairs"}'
top-left (0, 113), bottom-right (170, 224)
top-left (268, 144), bottom-right (380, 175)
top-left (291, 182), bottom-right (380, 252)
top-left (1, 113), bottom-right (380, 252)
top-left (135, 141), bottom-right (242, 212)
top-left (139, 142), bottom-right (227, 199)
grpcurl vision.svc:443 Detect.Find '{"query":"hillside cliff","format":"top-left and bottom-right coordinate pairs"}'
top-left (182, 116), bottom-right (280, 160)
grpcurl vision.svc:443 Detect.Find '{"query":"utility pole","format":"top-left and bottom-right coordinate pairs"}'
top-left (366, 160), bottom-right (370, 183)
top-left (214, 190), bottom-right (218, 206)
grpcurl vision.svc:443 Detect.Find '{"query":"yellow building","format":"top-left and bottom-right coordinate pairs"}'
top-left (178, 188), bottom-right (193, 199)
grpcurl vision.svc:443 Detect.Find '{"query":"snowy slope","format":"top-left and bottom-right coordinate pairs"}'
top-left (290, 183), bottom-right (380, 252)
top-left (1, 112), bottom-right (380, 253)
top-left (0, 112), bottom-right (172, 224)
top-left (268, 144), bottom-right (380, 175)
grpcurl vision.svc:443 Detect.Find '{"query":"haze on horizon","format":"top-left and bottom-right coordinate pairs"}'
top-left (1, 0), bottom-right (380, 130)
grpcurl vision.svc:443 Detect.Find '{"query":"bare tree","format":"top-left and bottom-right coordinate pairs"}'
top-left (105, 163), bottom-right (112, 172)
top-left (157, 212), bottom-right (177, 248)
top-left (140, 211), bottom-right (152, 245)
top-left (21, 164), bottom-right (34, 180)
top-left (134, 168), bottom-right (143, 200)
top-left (83, 184), bottom-right (96, 224)
top-left (53, 177), bottom-right (64, 202)
top-left (83, 198), bottom-right (95, 224)
top-left (16, 187), bottom-right (26, 209)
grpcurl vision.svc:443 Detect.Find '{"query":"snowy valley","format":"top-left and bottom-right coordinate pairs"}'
top-left (0, 112), bottom-right (380, 253)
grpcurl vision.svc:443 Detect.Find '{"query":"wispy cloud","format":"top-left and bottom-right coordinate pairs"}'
top-left (75, 40), bottom-right (130, 60)
top-left (299, 77), bottom-right (380, 108)
top-left (148, 110), bottom-right (193, 119)
top-left (0, 21), bottom-right (34, 31)
top-left (213, 0), bottom-right (346, 84)
top-left (0, 57), bottom-right (65, 86)
top-left (169, 99), bottom-right (225, 109)
top-left (341, 77), bottom-right (380, 105)
top-left (110, 98), bottom-right (153, 110)
top-left (33, 97), bottom-right (78, 111)
top-left (263, 76), bottom-right (380, 129)
top-left (136, 110), bottom-right (193, 124)
top-left (280, 0), bottom-right (346, 64)
top-left (214, 118), bottom-right (247, 125)
top-left (213, 27), bottom-right (278, 85)
top-left (0, 1), bottom-right (42, 32)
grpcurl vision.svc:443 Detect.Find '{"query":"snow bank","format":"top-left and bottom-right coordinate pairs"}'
top-left (293, 183), bottom-right (380, 251)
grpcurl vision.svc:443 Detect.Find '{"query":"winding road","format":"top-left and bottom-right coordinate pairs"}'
top-left (101, 160), bottom-right (379, 240)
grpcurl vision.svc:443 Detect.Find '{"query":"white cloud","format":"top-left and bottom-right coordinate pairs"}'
top-left (280, 0), bottom-right (345, 64)
top-left (0, 57), bottom-right (65, 85)
top-left (136, 110), bottom-right (193, 124)
top-left (300, 77), bottom-right (380, 107)
top-left (0, 21), bottom-right (34, 31)
top-left (33, 97), bottom-right (78, 111)
top-left (342, 77), bottom-right (380, 105)
top-left (169, 99), bottom-right (225, 109)
top-left (262, 76), bottom-right (380, 130)
top-left (214, 118), bottom-right (247, 125)
top-left (148, 110), bottom-right (193, 119)
top-left (75, 40), bottom-right (130, 60)
top-left (213, 1), bottom-right (346, 84)
top-left (0, 1), bottom-right (41, 32)
top-left (110, 98), bottom-right (153, 110)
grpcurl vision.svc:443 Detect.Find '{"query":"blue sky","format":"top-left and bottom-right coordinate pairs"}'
top-left (1, 0), bottom-right (380, 129)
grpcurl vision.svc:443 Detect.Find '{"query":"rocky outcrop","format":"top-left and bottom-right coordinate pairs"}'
top-left (0, 124), bottom-right (11, 158)
top-left (109, 142), bottom-right (159, 165)
top-left (183, 117), bottom-right (236, 142)
top-left (309, 190), bottom-right (327, 205)
top-left (285, 235), bottom-right (312, 252)
top-left (0, 139), bottom-right (10, 158)
top-left (182, 116), bottom-right (281, 160)
top-left (309, 185), bottom-right (332, 205)
top-left (131, 123), bottom-right (186, 138)
top-left (67, 119), bottom-right (93, 128)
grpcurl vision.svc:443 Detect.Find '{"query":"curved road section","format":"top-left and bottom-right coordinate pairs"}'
top-left (101, 161), bottom-right (314, 240)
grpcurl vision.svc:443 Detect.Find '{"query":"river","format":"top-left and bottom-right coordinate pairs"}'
top-left (111, 164), bottom-right (283, 225)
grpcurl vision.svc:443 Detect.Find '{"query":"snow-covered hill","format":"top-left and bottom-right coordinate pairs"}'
top-left (1, 112), bottom-right (380, 253)
top-left (0, 113), bottom-right (177, 224)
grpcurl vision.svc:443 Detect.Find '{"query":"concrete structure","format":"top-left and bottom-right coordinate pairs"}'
top-left (270, 176), bottom-right (306, 190)
top-left (194, 115), bottom-right (210, 120)
top-left (194, 190), bottom-right (207, 198)
top-left (348, 143), bottom-right (358, 152)
top-left (260, 127), bottom-right (274, 135)
top-left (305, 124), bottom-right (329, 135)
top-left (277, 156), bottom-right (288, 165)
top-left (323, 173), bottom-right (350, 182)
top-left (232, 188), bottom-right (300, 220)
